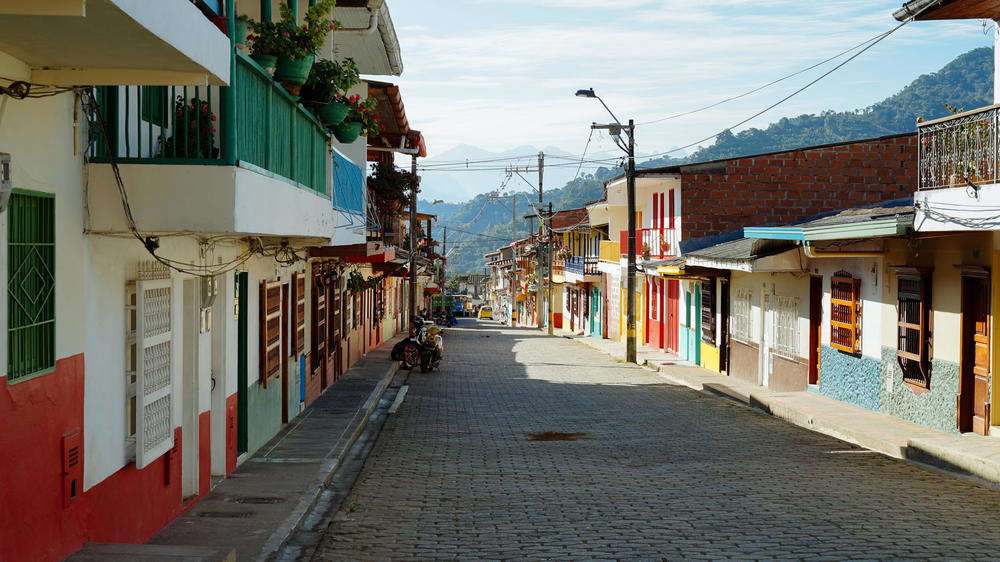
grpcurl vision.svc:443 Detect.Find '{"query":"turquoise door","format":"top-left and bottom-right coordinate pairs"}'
top-left (685, 285), bottom-right (701, 363)
top-left (591, 288), bottom-right (601, 338)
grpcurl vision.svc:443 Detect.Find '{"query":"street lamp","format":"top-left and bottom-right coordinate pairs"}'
top-left (576, 87), bottom-right (638, 364)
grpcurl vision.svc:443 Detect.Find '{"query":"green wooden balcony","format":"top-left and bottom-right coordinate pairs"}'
top-left (90, 52), bottom-right (328, 196)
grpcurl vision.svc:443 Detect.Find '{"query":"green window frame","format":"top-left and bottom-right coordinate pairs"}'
top-left (140, 86), bottom-right (168, 128)
top-left (8, 189), bottom-right (56, 382)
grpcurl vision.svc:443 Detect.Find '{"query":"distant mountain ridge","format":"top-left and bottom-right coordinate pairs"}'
top-left (429, 47), bottom-right (993, 274)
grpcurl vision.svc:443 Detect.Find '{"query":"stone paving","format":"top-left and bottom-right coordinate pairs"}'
top-left (313, 320), bottom-right (1000, 561)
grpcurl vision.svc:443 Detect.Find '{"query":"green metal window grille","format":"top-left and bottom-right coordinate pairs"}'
top-left (140, 86), bottom-right (168, 128)
top-left (8, 190), bottom-right (55, 381)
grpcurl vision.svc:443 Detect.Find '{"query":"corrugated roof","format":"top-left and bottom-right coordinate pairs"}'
top-left (686, 238), bottom-right (797, 262)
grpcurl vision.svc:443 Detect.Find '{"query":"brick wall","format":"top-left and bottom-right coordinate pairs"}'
top-left (678, 134), bottom-right (917, 242)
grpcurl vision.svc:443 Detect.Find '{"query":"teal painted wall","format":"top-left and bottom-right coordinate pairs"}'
top-left (679, 325), bottom-right (689, 361)
top-left (879, 346), bottom-right (959, 434)
top-left (815, 345), bottom-right (881, 412)
top-left (247, 379), bottom-right (282, 455)
top-left (287, 365), bottom-right (301, 417)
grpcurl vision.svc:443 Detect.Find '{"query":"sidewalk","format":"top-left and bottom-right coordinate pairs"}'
top-left (559, 330), bottom-right (1000, 486)
top-left (70, 335), bottom-right (404, 562)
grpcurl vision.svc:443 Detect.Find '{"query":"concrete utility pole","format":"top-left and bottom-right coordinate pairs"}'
top-left (408, 154), bottom-right (418, 324)
top-left (537, 152), bottom-right (544, 330)
top-left (439, 226), bottom-right (447, 314)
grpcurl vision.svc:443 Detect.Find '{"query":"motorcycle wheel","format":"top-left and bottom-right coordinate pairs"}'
top-left (402, 343), bottom-right (420, 370)
top-left (420, 353), bottom-right (433, 373)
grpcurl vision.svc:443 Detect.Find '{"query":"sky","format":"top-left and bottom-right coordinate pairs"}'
top-left (372, 1), bottom-right (994, 201)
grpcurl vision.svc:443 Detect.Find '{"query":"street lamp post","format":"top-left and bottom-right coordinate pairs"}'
top-left (575, 88), bottom-right (637, 364)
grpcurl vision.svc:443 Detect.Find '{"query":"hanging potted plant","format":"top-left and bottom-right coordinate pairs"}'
top-left (273, 0), bottom-right (338, 96)
top-left (331, 94), bottom-right (383, 143)
top-left (368, 162), bottom-right (413, 210)
top-left (300, 58), bottom-right (360, 126)
top-left (641, 243), bottom-right (651, 260)
top-left (247, 19), bottom-right (281, 74)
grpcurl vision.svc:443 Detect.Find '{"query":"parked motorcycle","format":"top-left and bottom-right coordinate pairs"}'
top-left (391, 316), bottom-right (444, 372)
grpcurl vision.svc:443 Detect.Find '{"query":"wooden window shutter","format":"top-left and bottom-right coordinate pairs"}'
top-left (134, 278), bottom-right (174, 469)
top-left (259, 280), bottom-right (282, 386)
top-left (830, 275), bottom-right (862, 354)
top-left (701, 280), bottom-right (716, 345)
top-left (292, 273), bottom-right (306, 356)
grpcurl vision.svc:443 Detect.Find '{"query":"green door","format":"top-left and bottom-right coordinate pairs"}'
top-left (236, 272), bottom-right (248, 455)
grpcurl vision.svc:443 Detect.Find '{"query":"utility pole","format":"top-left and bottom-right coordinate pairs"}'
top-left (537, 151), bottom-right (544, 330)
top-left (440, 226), bottom-right (447, 314)
top-left (546, 201), bottom-right (554, 336)
top-left (625, 119), bottom-right (637, 363)
top-left (408, 154), bottom-right (418, 325)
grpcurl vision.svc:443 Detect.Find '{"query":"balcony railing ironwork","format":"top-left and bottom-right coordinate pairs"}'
top-left (565, 256), bottom-right (599, 276)
top-left (917, 105), bottom-right (999, 190)
top-left (89, 52), bottom-right (329, 195)
top-left (619, 227), bottom-right (678, 259)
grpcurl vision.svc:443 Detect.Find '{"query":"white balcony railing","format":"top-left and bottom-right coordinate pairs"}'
top-left (918, 105), bottom-right (999, 190)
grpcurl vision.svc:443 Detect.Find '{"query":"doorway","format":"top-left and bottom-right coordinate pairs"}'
top-left (808, 275), bottom-right (823, 385)
top-left (667, 280), bottom-right (679, 353)
top-left (959, 273), bottom-right (990, 435)
top-left (235, 272), bottom-right (248, 456)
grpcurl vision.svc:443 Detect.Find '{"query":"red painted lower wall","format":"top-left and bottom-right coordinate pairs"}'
top-left (226, 393), bottom-right (238, 475)
top-left (1, 353), bottom-right (216, 562)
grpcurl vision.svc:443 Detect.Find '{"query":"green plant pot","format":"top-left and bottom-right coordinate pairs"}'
top-left (251, 54), bottom-right (277, 72)
top-left (235, 19), bottom-right (249, 45)
top-left (316, 101), bottom-right (350, 126)
top-left (275, 54), bottom-right (315, 85)
top-left (332, 121), bottom-right (363, 144)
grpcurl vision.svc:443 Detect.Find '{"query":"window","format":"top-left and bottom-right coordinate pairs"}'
top-left (732, 289), bottom-right (753, 342)
top-left (140, 86), bottom-right (168, 128)
top-left (259, 280), bottom-right (282, 386)
top-left (774, 296), bottom-right (800, 358)
top-left (293, 273), bottom-right (306, 356)
top-left (701, 280), bottom-right (716, 344)
top-left (8, 190), bottom-right (55, 381)
top-left (830, 274), bottom-right (861, 354)
top-left (895, 269), bottom-right (932, 388)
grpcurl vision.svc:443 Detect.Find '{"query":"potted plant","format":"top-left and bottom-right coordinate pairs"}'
top-left (641, 243), bottom-right (651, 260)
top-left (555, 246), bottom-right (572, 261)
top-left (235, 14), bottom-right (251, 51)
top-left (659, 235), bottom-right (671, 255)
top-left (159, 97), bottom-right (219, 159)
top-left (331, 94), bottom-right (383, 143)
top-left (247, 19), bottom-right (281, 74)
top-left (300, 58), bottom-right (360, 125)
top-left (368, 162), bottom-right (413, 209)
top-left (273, 0), bottom-right (338, 95)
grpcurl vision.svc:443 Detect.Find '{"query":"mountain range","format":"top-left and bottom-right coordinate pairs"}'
top-left (423, 46), bottom-right (994, 275)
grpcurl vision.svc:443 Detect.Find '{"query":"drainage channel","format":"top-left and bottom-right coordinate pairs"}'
top-left (271, 371), bottom-right (409, 562)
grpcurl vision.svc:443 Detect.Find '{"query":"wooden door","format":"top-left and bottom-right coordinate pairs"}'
top-left (327, 272), bottom-right (342, 383)
top-left (808, 276), bottom-right (823, 385)
top-left (720, 278), bottom-right (730, 374)
top-left (311, 269), bottom-right (327, 389)
top-left (960, 274), bottom-right (991, 435)
top-left (667, 280), bottom-right (679, 353)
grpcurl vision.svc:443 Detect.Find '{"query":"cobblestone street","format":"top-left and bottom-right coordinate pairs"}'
top-left (313, 320), bottom-right (1000, 561)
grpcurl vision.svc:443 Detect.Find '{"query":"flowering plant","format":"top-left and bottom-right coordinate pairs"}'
top-left (641, 243), bottom-right (651, 257)
top-left (159, 96), bottom-right (218, 159)
top-left (274, 0), bottom-right (338, 59)
top-left (247, 19), bottom-right (282, 56)
top-left (300, 58), bottom-right (360, 103)
top-left (555, 245), bottom-right (572, 260)
top-left (335, 93), bottom-right (384, 137)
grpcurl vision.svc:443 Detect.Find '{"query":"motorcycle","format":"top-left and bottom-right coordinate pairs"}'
top-left (391, 316), bottom-right (443, 372)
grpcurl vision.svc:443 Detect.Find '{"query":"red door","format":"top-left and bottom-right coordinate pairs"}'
top-left (666, 279), bottom-right (679, 353)
top-left (647, 278), bottom-right (663, 349)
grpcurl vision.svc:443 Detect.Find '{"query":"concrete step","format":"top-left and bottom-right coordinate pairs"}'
top-left (67, 543), bottom-right (235, 562)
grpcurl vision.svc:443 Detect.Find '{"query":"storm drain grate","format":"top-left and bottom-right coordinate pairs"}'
top-left (526, 432), bottom-right (590, 441)
top-left (228, 496), bottom-right (286, 504)
top-left (198, 511), bottom-right (254, 518)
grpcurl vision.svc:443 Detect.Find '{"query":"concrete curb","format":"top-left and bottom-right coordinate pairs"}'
top-left (257, 342), bottom-right (402, 561)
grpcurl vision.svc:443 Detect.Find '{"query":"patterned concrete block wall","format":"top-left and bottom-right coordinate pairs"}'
top-left (815, 346), bottom-right (881, 412)
top-left (879, 347), bottom-right (959, 434)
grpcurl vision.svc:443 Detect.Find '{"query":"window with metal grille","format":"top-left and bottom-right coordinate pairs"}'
top-left (830, 274), bottom-right (862, 354)
top-left (732, 289), bottom-right (753, 343)
top-left (774, 296), bottom-right (800, 358)
top-left (701, 280), bottom-right (716, 345)
top-left (8, 190), bottom-right (55, 381)
top-left (896, 270), bottom-right (932, 388)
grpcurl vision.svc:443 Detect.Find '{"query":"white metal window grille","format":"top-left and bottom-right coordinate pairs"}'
top-left (774, 296), bottom-right (800, 358)
top-left (129, 278), bottom-right (174, 469)
top-left (732, 289), bottom-right (752, 342)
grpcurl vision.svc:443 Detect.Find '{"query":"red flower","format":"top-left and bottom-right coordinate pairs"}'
top-left (211, 126), bottom-right (217, 132)
top-left (247, 34), bottom-right (255, 41)
top-left (373, 113), bottom-right (380, 119)
top-left (175, 110), bottom-right (183, 116)
top-left (210, 114), bottom-right (218, 121)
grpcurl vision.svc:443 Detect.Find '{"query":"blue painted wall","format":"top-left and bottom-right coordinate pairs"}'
top-left (815, 345), bottom-right (881, 412)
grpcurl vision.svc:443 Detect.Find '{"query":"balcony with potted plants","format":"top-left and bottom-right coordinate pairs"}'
top-left (86, 1), bottom-right (356, 239)
top-left (0, 0), bottom-right (230, 86)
